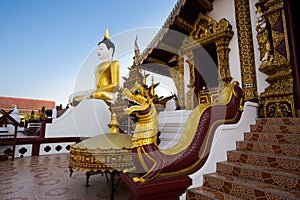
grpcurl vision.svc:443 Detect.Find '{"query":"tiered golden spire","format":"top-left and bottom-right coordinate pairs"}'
top-left (108, 113), bottom-right (119, 133)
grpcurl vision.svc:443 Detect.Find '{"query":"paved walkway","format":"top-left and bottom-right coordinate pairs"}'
top-left (0, 154), bottom-right (130, 200)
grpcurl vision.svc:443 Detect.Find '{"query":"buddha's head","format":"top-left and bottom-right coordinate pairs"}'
top-left (97, 28), bottom-right (115, 61)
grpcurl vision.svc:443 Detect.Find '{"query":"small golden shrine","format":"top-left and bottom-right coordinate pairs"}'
top-left (69, 132), bottom-right (133, 173)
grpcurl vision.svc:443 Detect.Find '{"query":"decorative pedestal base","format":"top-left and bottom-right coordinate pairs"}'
top-left (121, 174), bottom-right (192, 200)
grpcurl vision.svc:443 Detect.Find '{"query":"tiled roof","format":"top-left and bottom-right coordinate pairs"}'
top-left (0, 96), bottom-right (55, 115)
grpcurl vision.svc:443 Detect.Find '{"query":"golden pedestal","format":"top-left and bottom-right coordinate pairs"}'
top-left (69, 133), bottom-right (134, 200)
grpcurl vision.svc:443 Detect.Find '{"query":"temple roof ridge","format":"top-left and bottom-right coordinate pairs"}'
top-left (136, 0), bottom-right (214, 66)
top-left (137, 0), bottom-right (186, 64)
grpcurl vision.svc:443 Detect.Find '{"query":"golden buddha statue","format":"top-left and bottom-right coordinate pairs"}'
top-left (72, 28), bottom-right (120, 106)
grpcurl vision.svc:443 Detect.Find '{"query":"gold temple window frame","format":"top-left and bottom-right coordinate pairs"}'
top-left (182, 13), bottom-right (234, 89)
top-left (134, 1), bottom-right (234, 109)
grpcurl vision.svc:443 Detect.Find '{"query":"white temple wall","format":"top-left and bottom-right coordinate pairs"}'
top-left (45, 99), bottom-right (110, 138)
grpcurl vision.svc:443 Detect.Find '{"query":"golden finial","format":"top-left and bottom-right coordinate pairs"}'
top-left (104, 27), bottom-right (110, 39)
top-left (143, 71), bottom-right (147, 85)
top-left (109, 113), bottom-right (119, 133)
top-left (150, 76), bottom-right (154, 96)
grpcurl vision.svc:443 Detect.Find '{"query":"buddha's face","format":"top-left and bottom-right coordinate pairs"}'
top-left (97, 43), bottom-right (113, 61)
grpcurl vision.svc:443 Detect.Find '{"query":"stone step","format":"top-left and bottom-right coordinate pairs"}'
top-left (158, 130), bottom-right (182, 149)
top-left (256, 118), bottom-right (300, 125)
top-left (217, 161), bottom-right (300, 191)
top-left (159, 132), bottom-right (182, 140)
top-left (158, 122), bottom-right (185, 146)
top-left (158, 122), bottom-right (186, 128)
top-left (244, 132), bottom-right (300, 144)
top-left (203, 172), bottom-right (300, 199)
top-left (250, 124), bottom-right (300, 134)
top-left (227, 150), bottom-right (300, 172)
top-left (158, 110), bottom-right (192, 124)
top-left (186, 118), bottom-right (300, 199)
top-left (186, 186), bottom-right (244, 200)
top-left (159, 126), bottom-right (184, 134)
top-left (236, 140), bottom-right (300, 157)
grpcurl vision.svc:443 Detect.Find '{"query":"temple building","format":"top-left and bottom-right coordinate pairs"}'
top-left (0, 0), bottom-right (299, 199)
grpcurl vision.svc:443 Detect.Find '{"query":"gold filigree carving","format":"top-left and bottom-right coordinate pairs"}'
top-left (175, 17), bottom-right (193, 33)
top-left (198, 88), bottom-right (219, 105)
top-left (186, 88), bottom-right (195, 110)
top-left (256, 0), bottom-right (295, 117)
top-left (182, 15), bottom-right (234, 89)
top-left (132, 136), bottom-right (158, 148)
top-left (185, 53), bottom-right (196, 110)
top-left (264, 96), bottom-right (295, 117)
top-left (191, 13), bottom-right (217, 40)
top-left (69, 144), bottom-right (133, 172)
top-left (234, 0), bottom-right (258, 101)
top-left (169, 56), bottom-right (186, 109)
top-left (215, 37), bottom-right (233, 85)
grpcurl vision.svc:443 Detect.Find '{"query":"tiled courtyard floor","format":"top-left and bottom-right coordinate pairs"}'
top-left (0, 153), bottom-right (131, 200)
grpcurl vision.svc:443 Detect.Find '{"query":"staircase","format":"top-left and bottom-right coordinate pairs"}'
top-left (186, 117), bottom-right (300, 200)
top-left (158, 110), bottom-right (192, 149)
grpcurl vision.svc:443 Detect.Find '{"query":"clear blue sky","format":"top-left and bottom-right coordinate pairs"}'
top-left (0, 0), bottom-right (178, 107)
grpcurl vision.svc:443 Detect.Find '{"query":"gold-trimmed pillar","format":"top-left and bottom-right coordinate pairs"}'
top-left (182, 15), bottom-right (234, 98)
top-left (215, 34), bottom-right (233, 86)
top-left (185, 51), bottom-right (196, 110)
top-left (234, 0), bottom-right (258, 102)
top-left (169, 56), bottom-right (186, 110)
top-left (255, 0), bottom-right (295, 117)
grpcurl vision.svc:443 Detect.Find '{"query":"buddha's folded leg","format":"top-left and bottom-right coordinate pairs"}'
top-left (72, 94), bottom-right (90, 106)
top-left (91, 90), bottom-right (113, 100)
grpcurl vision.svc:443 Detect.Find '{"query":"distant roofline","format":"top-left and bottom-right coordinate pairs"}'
top-left (0, 96), bottom-right (56, 115)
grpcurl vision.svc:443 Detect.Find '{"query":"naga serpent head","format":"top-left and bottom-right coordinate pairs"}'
top-left (122, 82), bottom-right (158, 116)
